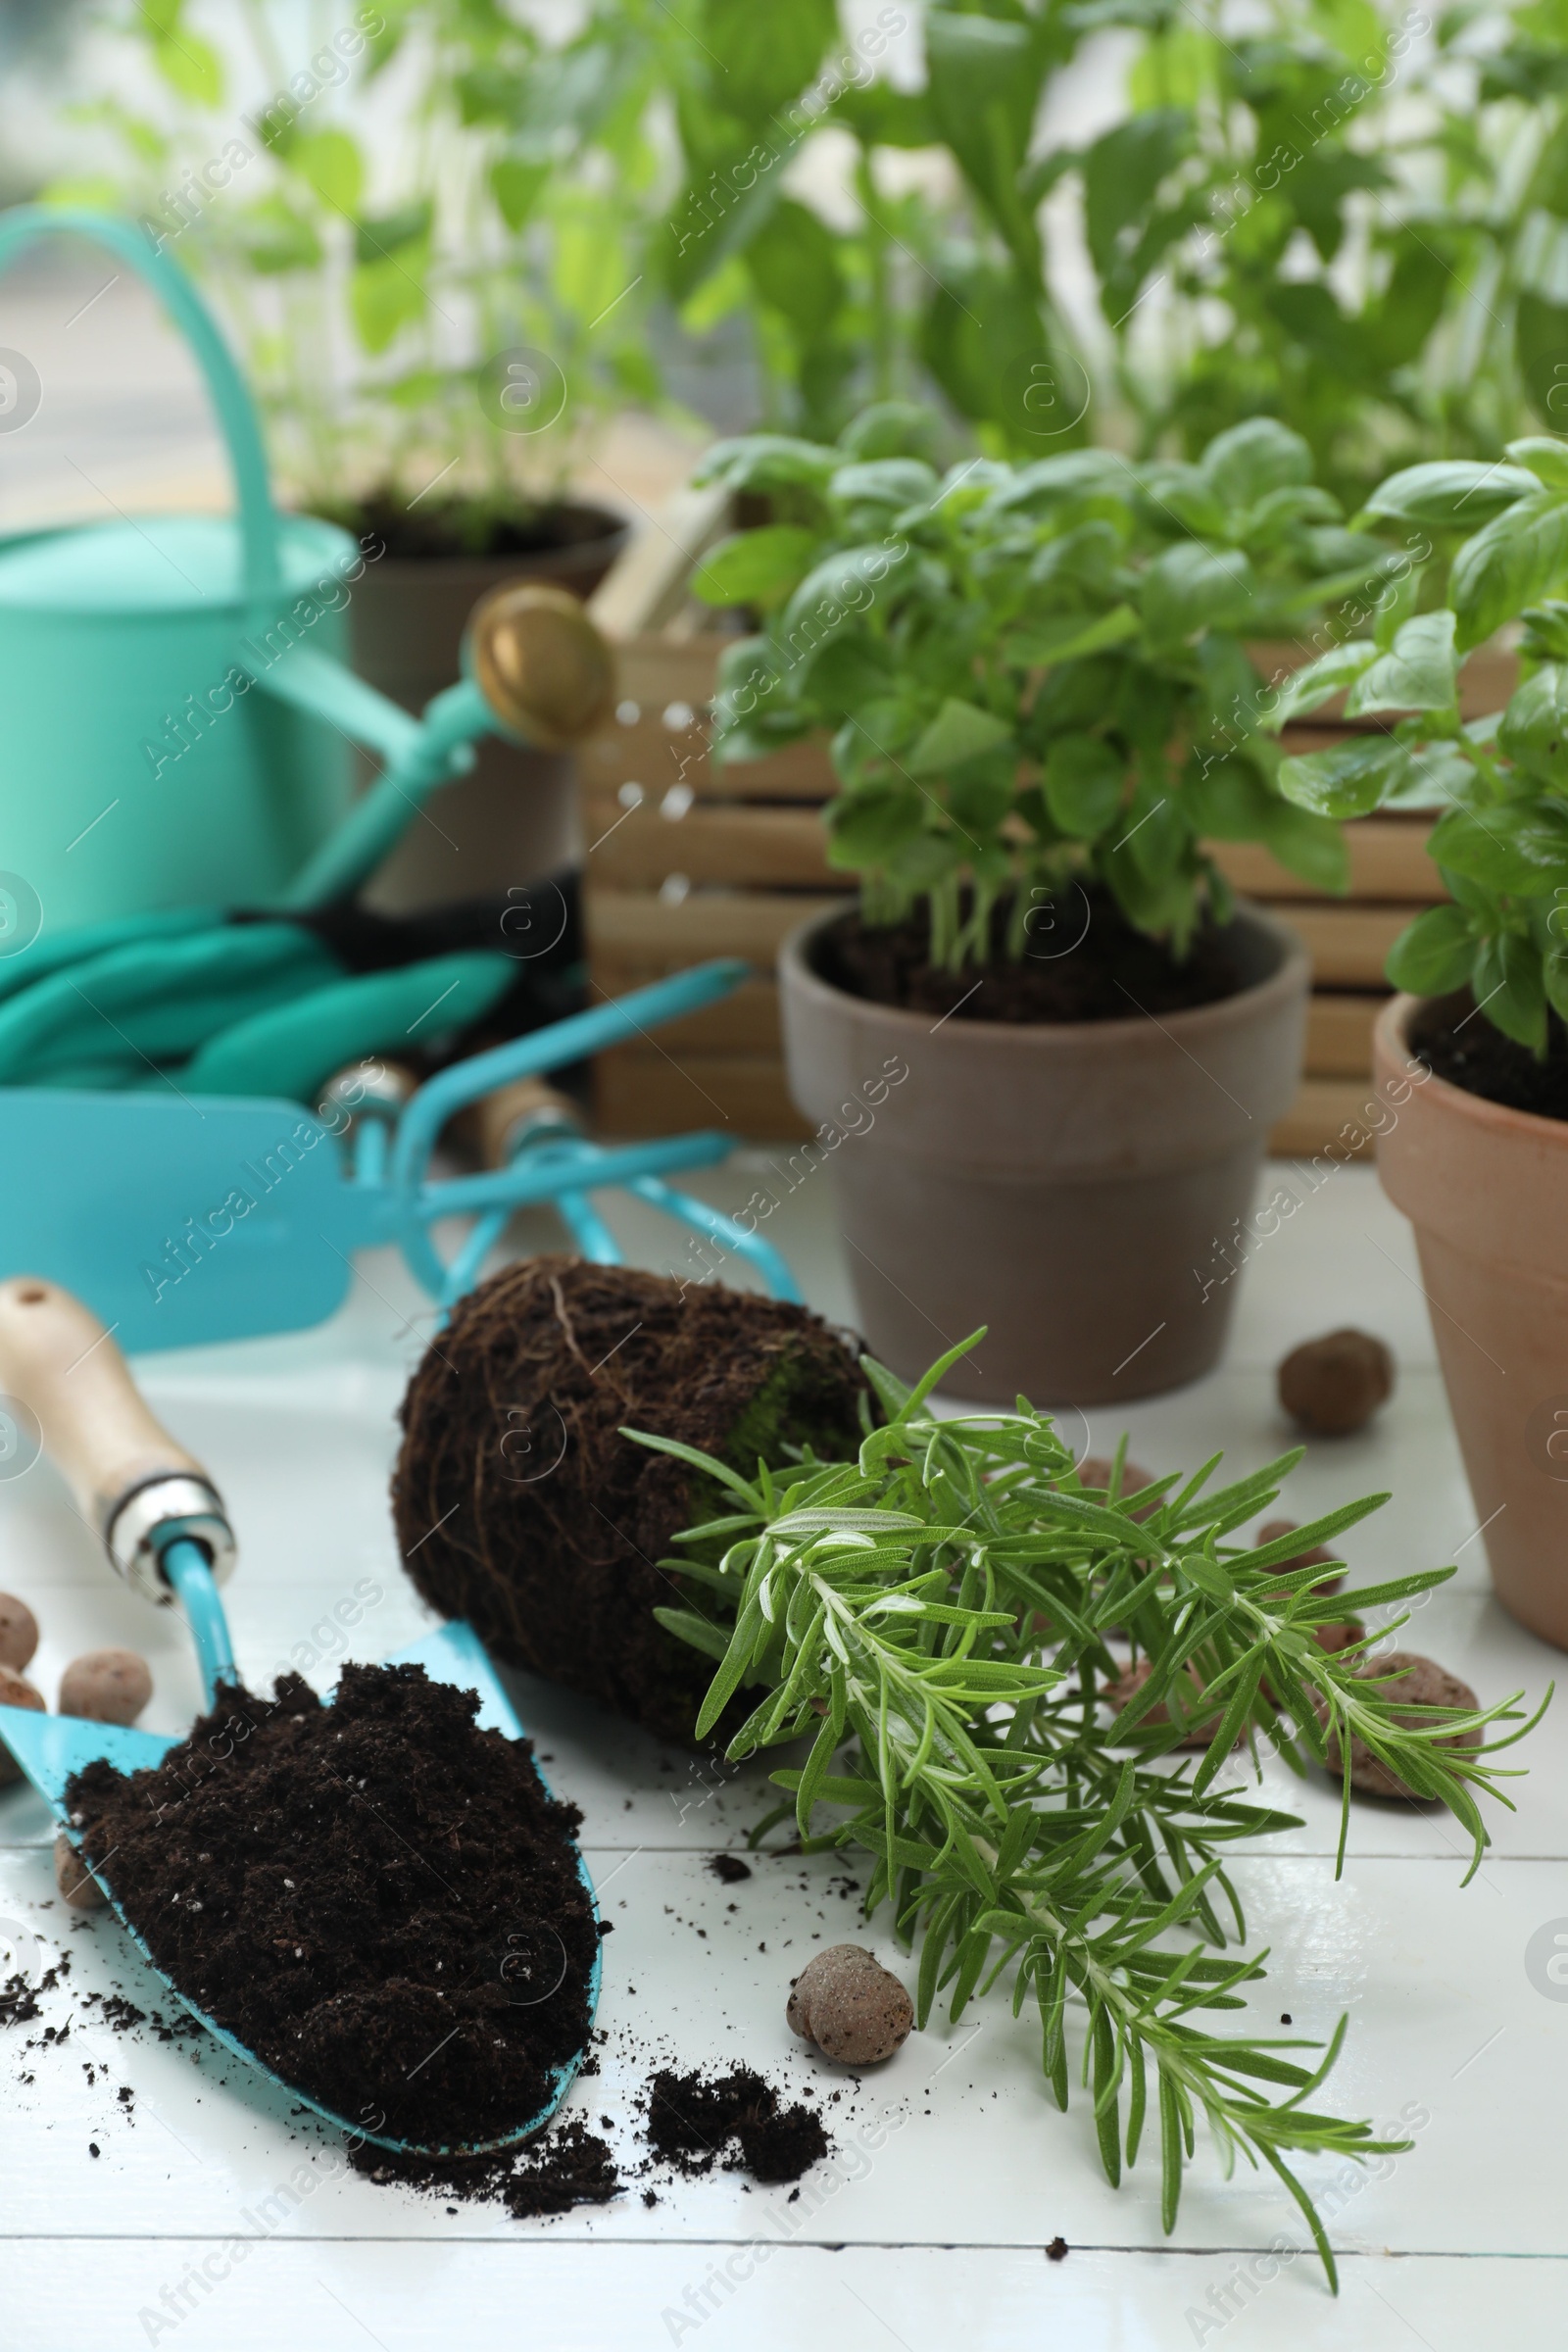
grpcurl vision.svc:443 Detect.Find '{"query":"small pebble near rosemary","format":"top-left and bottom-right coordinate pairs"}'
top-left (788, 1943), bottom-right (913, 2065)
top-left (629, 1333), bottom-right (1544, 2290)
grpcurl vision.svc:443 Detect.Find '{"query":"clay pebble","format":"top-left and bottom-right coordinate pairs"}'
top-left (1105, 1657), bottom-right (1233, 1750)
top-left (54, 1831), bottom-right (106, 1910)
top-left (1255, 1518), bottom-right (1345, 1595)
top-left (58, 1649), bottom-right (152, 1728)
top-left (787, 1943), bottom-right (914, 2066)
top-left (1277, 1329), bottom-right (1394, 1436)
top-left (1322, 1650), bottom-right (1481, 1799)
top-left (0, 1592), bottom-right (38, 1673)
top-left (1076, 1457), bottom-right (1159, 1520)
top-left (0, 1664), bottom-right (45, 1787)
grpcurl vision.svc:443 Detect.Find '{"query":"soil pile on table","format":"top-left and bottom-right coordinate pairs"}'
top-left (1410, 992), bottom-right (1568, 1122)
top-left (65, 1662), bottom-right (600, 2148)
top-left (646, 2065), bottom-right (829, 2183)
top-left (393, 1257), bottom-right (868, 1744)
top-left (817, 889), bottom-right (1247, 1023)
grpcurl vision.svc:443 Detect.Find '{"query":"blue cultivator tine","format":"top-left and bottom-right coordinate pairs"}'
top-left (555, 1192), bottom-right (621, 1266)
top-left (624, 1173), bottom-right (803, 1302)
top-left (427, 1146), bottom-right (803, 1312)
top-left (391, 954), bottom-right (802, 1309)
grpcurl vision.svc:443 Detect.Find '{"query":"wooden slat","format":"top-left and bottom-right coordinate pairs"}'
top-left (588, 974), bottom-right (782, 1053)
top-left (600, 633), bottom-right (1517, 741)
top-left (586, 799), bottom-right (832, 889)
top-left (589, 893), bottom-right (1405, 996)
top-left (1260, 902), bottom-right (1412, 986)
top-left (605, 637), bottom-right (731, 707)
top-left (586, 888), bottom-right (843, 961)
top-left (583, 701), bottom-right (1447, 811)
top-left (595, 1047), bottom-right (809, 1139)
top-left (591, 964), bottom-right (1377, 1078)
top-left (1276, 721), bottom-right (1387, 752)
top-left (587, 801), bottom-right (1437, 900)
top-left (599, 1053), bottom-right (1389, 1154)
top-left (1250, 637), bottom-right (1516, 721)
top-left (1268, 1077), bottom-right (1379, 1160)
top-left (1212, 817), bottom-right (1437, 903)
top-left (581, 715), bottom-right (835, 807)
top-left (587, 485), bottom-right (734, 641)
top-left (1304, 992), bottom-right (1383, 1078)
top-left (589, 889), bottom-right (1411, 987)
top-left (587, 632), bottom-right (1504, 823)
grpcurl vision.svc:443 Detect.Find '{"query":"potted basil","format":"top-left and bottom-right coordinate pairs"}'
top-left (692, 408), bottom-right (1397, 1402)
top-left (1275, 438), bottom-right (1568, 1647)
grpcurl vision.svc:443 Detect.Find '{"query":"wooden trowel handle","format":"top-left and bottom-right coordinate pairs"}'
top-left (0, 1277), bottom-right (235, 1605)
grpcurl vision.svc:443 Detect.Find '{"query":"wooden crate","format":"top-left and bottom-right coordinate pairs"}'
top-left (584, 493), bottom-right (1512, 1155)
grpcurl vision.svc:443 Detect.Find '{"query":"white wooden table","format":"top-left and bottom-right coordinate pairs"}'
top-left (2, 1160), bottom-right (1563, 2351)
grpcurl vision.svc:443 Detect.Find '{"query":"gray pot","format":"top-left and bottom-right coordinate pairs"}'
top-left (340, 502), bottom-right (628, 913)
top-left (778, 901), bottom-right (1310, 1405)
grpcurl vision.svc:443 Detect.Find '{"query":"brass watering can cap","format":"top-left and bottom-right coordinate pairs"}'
top-left (466, 581), bottom-right (616, 750)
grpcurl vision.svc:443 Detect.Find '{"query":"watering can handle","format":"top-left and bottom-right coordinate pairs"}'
top-left (0, 207), bottom-right (282, 610)
top-left (0, 1277), bottom-right (236, 1609)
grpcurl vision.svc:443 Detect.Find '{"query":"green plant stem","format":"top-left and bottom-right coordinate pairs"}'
top-left (629, 1332), bottom-right (1546, 2282)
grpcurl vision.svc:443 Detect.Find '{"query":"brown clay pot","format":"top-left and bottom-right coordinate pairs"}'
top-left (778, 901), bottom-right (1310, 1405)
top-left (1373, 994), bottom-right (1568, 1647)
top-left (337, 502), bottom-right (627, 913)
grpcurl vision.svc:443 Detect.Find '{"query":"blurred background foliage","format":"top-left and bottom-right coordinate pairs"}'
top-left (14, 0), bottom-right (1568, 512)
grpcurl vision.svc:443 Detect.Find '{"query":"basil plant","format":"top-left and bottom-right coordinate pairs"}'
top-left (1271, 440), bottom-right (1568, 1054)
top-left (694, 406), bottom-right (1403, 971)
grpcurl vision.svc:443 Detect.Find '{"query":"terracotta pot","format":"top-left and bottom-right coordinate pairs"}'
top-left (1373, 994), bottom-right (1568, 1647)
top-left (778, 902), bottom-right (1310, 1405)
top-left (336, 501), bottom-right (628, 913)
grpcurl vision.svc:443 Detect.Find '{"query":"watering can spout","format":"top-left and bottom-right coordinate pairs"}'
top-left (465, 580), bottom-right (617, 750)
top-left (267, 580), bottom-right (617, 912)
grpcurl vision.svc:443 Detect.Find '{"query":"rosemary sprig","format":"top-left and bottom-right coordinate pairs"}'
top-left (628, 1334), bottom-right (1547, 2286)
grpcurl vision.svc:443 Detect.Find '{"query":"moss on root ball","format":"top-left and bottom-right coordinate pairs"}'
top-left (393, 1257), bottom-right (868, 1745)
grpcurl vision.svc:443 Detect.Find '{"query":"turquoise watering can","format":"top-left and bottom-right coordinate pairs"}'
top-left (0, 208), bottom-right (622, 1094)
top-left (1, 208), bottom-right (398, 929)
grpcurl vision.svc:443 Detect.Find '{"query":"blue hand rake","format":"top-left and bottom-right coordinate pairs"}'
top-left (0, 959), bottom-right (799, 1352)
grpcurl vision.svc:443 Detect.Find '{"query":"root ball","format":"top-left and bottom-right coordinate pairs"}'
top-left (393, 1258), bottom-right (867, 1744)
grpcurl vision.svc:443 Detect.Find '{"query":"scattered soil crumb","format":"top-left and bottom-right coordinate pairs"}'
top-left (351, 2115), bottom-right (621, 2219)
top-left (646, 2066), bottom-right (829, 2185)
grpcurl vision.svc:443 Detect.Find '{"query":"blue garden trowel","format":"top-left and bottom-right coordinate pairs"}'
top-left (0, 1276), bottom-right (599, 2157)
